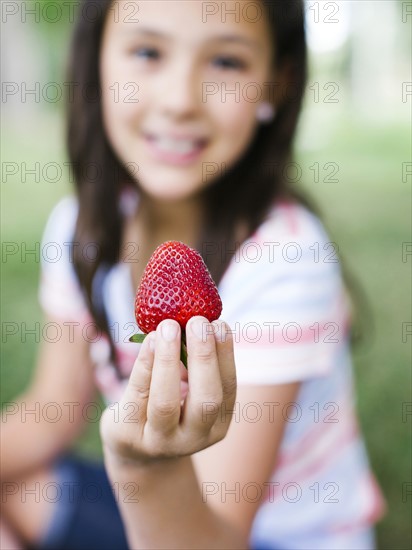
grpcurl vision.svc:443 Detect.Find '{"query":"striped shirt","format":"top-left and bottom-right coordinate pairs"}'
top-left (39, 193), bottom-right (386, 549)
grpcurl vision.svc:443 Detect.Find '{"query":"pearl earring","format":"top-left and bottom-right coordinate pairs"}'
top-left (256, 101), bottom-right (276, 123)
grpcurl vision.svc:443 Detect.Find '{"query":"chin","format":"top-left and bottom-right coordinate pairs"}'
top-left (139, 178), bottom-right (202, 202)
top-left (163, 190), bottom-right (200, 203)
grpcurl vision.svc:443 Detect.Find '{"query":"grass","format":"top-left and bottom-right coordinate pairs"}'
top-left (1, 106), bottom-right (411, 548)
top-left (296, 112), bottom-right (411, 549)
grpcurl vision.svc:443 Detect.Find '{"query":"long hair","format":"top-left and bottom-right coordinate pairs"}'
top-left (66, 0), bottom-right (368, 376)
top-left (198, 0), bottom-right (310, 282)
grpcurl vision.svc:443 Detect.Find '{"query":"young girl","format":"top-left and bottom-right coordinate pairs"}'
top-left (1, 1), bottom-right (386, 548)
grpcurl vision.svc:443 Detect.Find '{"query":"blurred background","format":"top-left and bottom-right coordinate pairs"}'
top-left (1, 1), bottom-right (411, 547)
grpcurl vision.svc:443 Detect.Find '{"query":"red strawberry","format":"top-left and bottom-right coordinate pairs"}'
top-left (134, 240), bottom-right (222, 333)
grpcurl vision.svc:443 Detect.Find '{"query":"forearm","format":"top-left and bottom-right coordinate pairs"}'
top-left (1, 390), bottom-right (84, 480)
top-left (104, 451), bottom-right (250, 550)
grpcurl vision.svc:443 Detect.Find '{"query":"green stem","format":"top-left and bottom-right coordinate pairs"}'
top-left (129, 332), bottom-right (188, 369)
top-left (180, 331), bottom-right (188, 369)
top-left (129, 333), bottom-right (147, 343)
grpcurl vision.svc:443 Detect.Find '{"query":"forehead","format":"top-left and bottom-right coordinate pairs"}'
top-left (108, 0), bottom-right (271, 48)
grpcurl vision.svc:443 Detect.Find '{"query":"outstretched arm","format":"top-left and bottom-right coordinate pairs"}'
top-left (100, 316), bottom-right (298, 549)
top-left (101, 316), bottom-right (248, 549)
top-left (104, 453), bottom-right (248, 550)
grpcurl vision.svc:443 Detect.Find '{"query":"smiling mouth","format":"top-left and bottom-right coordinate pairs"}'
top-left (144, 133), bottom-right (209, 156)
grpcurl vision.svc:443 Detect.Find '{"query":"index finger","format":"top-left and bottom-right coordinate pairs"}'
top-left (121, 331), bottom-right (156, 424)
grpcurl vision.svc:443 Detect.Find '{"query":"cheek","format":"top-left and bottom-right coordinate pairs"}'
top-left (101, 78), bottom-right (146, 162)
top-left (216, 92), bottom-right (256, 132)
top-left (210, 96), bottom-right (258, 157)
top-left (102, 92), bottom-right (140, 134)
top-left (100, 52), bottom-right (143, 138)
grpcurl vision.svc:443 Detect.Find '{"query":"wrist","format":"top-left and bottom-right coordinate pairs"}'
top-left (102, 442), bottom-right (183, 478)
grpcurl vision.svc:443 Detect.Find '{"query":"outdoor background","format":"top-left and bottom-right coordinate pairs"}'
top-left (1, 1), bottom-right (411, 548)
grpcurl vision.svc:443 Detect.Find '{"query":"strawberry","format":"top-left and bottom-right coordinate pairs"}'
top-left (129, 241), bottom-right (222, 366)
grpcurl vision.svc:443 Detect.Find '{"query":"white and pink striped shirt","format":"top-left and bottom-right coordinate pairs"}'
top-left (39, 193), bottom-right (386, 549)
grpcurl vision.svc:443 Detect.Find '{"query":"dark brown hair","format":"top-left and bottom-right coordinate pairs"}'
top-left (66, 1), bottom-right (367, 376)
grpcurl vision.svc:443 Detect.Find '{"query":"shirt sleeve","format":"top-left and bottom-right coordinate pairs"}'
top-left (38, 196), bottom-right (91, 323)
top-left (218, 203), bottom-right (352, 385)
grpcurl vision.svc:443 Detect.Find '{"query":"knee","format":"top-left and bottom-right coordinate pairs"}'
top-left (1, 467), bottom-right (58, 547)
top-left (0, 516), bottom-right (25, 550)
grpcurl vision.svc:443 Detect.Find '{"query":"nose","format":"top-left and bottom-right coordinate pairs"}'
top-left (154, 58), bottom-right (201, 119)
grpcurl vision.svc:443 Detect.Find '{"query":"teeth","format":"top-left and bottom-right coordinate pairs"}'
top-left (154, 137), bottom-right (200, 155)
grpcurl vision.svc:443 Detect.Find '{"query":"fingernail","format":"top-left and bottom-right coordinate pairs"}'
top-left (160, 321), bottom-right (179, 342)
top-left (190, 317), bottom-right (207, 340)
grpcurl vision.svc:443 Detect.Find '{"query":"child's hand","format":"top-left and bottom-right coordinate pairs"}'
top-left (100, 316), bottom-right (236, 467)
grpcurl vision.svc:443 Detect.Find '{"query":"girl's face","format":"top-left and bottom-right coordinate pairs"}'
top-left (100, 0), bottom-right (274, 201)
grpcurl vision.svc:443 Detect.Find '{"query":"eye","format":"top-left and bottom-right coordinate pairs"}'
top-left (133, 47), bottom-right (161, 61)
top-left (212, 56), bottom-right (246, 71)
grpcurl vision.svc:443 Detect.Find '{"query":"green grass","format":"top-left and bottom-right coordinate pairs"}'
top-left (1, 117), bottom-right (104, 457)
top-left (296, 114), bottom-right (411, 549)
top-left (1, 109), bottom-right (411, 548)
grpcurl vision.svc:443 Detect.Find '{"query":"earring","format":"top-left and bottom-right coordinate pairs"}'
top-left (256, 101), bottom-right (276, 123)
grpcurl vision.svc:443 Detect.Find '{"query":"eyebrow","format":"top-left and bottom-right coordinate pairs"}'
top-left (125, 27), bottom-right (261, 52)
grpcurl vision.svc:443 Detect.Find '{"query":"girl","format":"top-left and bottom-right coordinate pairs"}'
top-left (1, 1), bottom-right (386, 549)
